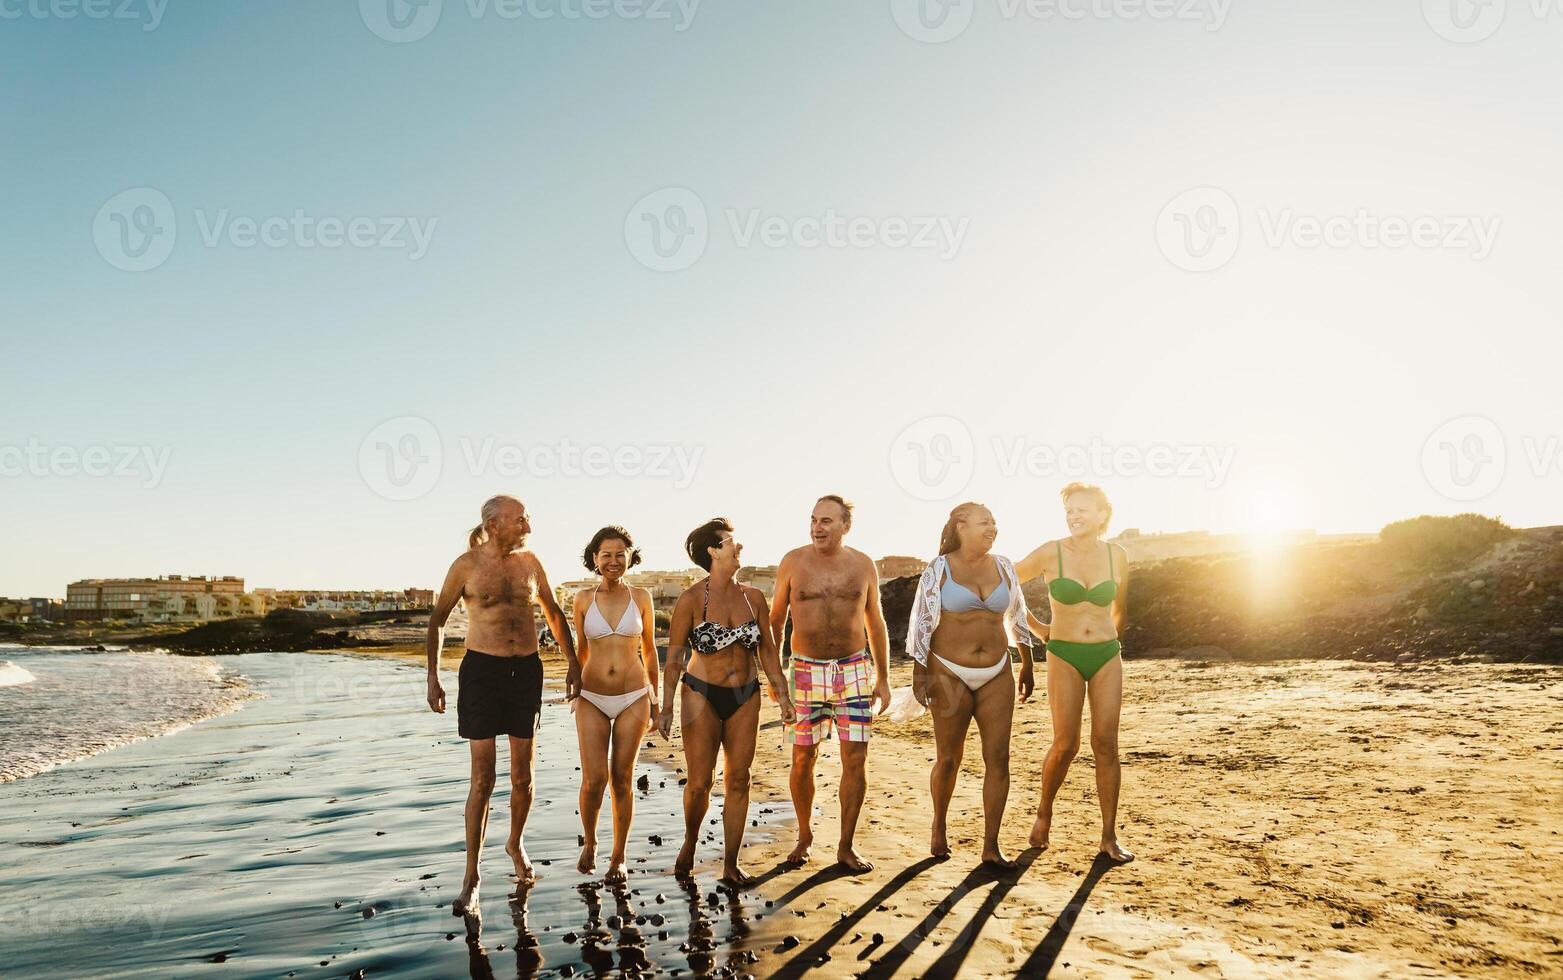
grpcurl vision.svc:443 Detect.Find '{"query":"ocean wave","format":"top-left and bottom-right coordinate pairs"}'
top-left (0, 651), bottom-right (259, 782)
top-left (0, 661), bottom-right (37, 688)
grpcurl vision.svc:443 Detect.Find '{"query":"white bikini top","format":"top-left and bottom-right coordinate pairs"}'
top-left (583, 586), bottom-right (643, 640)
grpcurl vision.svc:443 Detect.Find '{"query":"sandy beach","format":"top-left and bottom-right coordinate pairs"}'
top-left (3, 646), bottom-right (1557, 978)
top-left (715, 658), bottom-right (1562, 978)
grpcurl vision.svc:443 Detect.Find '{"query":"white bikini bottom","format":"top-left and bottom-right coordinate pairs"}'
top-left (577, 686), bottom-right (650, 721)
top-left (931, 652), bottom-right (1010, 692)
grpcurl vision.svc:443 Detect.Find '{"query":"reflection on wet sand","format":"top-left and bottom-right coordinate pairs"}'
top-left (463, 877), bottom-right (777, 978)
top-left (679, 876), bottom-right (762, 977)
top-left (466, 888), bottom-right (544, 979)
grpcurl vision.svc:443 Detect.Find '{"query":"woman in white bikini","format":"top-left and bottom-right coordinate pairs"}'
top-left (571, 525), bottom-right (660, 883)
top-left (908, 502), bottom-right (1041, 868)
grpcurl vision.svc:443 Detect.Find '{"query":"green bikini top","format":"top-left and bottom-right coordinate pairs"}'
top-left (1049, 540), bottom-right (1117, 607)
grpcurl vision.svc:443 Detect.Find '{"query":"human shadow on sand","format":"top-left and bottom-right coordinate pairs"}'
top-left (1012, 852), bottom-right (1123, 978)
top-left (855, 848), bottom-right (1042, 980)
top-left (766, 855), bottom-right (945, 980)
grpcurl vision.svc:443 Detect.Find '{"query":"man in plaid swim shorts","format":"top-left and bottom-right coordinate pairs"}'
top-left (770, 495), bottom-right (892, 873)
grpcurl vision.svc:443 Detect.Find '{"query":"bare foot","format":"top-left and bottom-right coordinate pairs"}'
top-left (1100, 838), bottom-right (1135, 863)
top-left (719, 864), bottom-right (757, 888)
top-left (453, 878), bottom-right (481, 917)
top-left (577, 841), bottom-right (597, 875)
top-left (980, 845), bottom-right (1017, 872)
top-left (1029, 810), bottom-right (1051, 850)
top-left (604, 856), bottom-right (627, 884)
top-left (930, 824), bottom-right (950, 859)
top-left (837, 845), bottom-right (874, 874)
top-left (674, 840), bottom-right (696, 877)
top-left (506, 840), bottom-right (538, 886)
top-left (785, 832), bottom-right (813, 865)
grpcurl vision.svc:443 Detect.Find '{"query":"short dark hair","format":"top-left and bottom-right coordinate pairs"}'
top-left (685, 517), bottom-right (734, 572)
top-left (582, 525), bottom-right (643, 572)
top-left (816, 494), bottom-right (853, 526)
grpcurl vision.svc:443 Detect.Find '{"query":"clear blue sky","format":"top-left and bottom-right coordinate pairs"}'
top-left (3, 1), bottom-right (1560, 597)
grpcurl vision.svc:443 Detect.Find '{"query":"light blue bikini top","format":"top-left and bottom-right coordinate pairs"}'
top-left (939, 558), bottom-right (1009, 614)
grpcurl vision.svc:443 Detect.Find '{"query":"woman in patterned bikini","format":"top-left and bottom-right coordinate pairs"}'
top-left (570, 525), bottom-right (659, 883)
top-left (1013, 482), bottom-right (1135, 863)
top-left (659, 517), bottom-right (795, 885)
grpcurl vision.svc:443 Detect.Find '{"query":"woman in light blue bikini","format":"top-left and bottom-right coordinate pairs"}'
top-left (907, 502), bottom-right (1042, 868)
top-left (1014, 482), bottom-right (1134, 863)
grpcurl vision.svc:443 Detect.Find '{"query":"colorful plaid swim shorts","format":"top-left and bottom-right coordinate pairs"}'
top-left (787, 649), bottom-right (874, 745)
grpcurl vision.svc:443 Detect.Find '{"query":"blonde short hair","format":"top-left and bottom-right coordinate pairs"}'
top-left (1059, 482), bottom-right (1112, 535)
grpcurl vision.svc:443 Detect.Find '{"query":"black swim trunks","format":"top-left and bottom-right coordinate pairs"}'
top-left (457, 650), bottom-right (543, 740)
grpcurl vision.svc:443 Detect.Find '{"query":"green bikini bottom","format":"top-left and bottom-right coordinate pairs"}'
top-left (1046, 638), bottom-right (1122, 682)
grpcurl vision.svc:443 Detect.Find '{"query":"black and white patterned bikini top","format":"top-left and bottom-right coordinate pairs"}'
top-left (690, 581), bottom-right (762, 655)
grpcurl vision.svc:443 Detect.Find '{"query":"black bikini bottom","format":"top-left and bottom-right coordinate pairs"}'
top-left (682, 673), bottom-right (759, 722)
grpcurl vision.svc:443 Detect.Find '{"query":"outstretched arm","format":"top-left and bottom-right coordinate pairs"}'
top-left (769, 553), bottom-right (793, 656)
top-left (751, 591), bottom-right (795, 725)
top-left (636, 589), bottom-right (659, 702)
top-left (1112, 544), bottom-right (1130, 634)
top-left (533, 560), bottom-right (580, 700)
top-left (863, 555), bottom-right (892, 714)
top-left (1013, 540), bottom-right (1052, 585)
top-left (659, 591), bottom-right (694, 739)
top-left (425, 557), bottom-right (467, 713)
top-left (572, 589), bottom-right (591, 672)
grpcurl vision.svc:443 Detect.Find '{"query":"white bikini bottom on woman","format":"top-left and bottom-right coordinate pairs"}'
top-left (577, 686), bottom-right (650, 720)
top-left (932, 652), bottom-right (1010, 692)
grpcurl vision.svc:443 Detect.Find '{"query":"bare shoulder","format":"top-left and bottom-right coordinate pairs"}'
top-left (442, 551), bottom-right (475, 591)
top-left (518, 550), bottom-right (555, 589)
top-left (777, 546), bottom-right (808, 568)
top-left (674, 581), bottom-right (701, 609)
top-left (741, 584), bottom-right (769, 606)
top-left (848, 547), bottom-right (877, 577)
top-left (1109, 542), bottom-right (1131, 566)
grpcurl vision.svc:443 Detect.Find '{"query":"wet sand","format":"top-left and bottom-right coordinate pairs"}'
top-left (0, 651), bottom-right (785, 978)
top-left (716, 659), bottom-right (1562, 978)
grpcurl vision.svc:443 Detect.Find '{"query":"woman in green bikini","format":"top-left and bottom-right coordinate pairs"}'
top-left (1013, 481), bottom-right (1134, 863)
